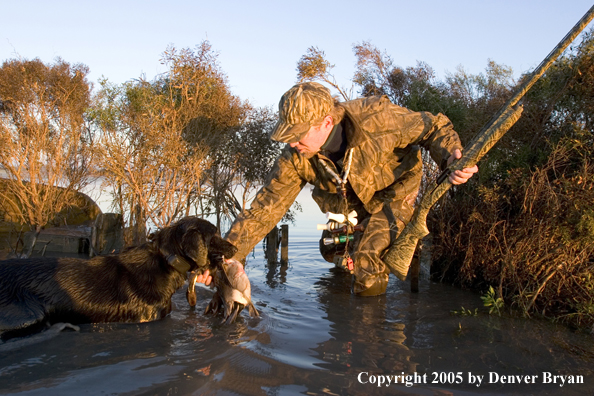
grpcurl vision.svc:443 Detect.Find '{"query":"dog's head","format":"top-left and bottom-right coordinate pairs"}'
top-left (152, 217), bottom-right (237, 274)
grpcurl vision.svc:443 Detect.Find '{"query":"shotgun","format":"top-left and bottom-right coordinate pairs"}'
top-left (382, 5), bottom-right (594, 281)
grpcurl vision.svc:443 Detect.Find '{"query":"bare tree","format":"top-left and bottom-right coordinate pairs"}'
top-left (0, 58), bottom-right (94, 256)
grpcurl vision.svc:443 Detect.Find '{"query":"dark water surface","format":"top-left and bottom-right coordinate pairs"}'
top-left (1, 236), bottom-right (593, 396)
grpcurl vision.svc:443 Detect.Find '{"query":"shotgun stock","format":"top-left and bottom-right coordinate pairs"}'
top-left (382, 5), bottom-right (594, 281)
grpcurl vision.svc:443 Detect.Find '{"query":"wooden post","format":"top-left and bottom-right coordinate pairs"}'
top-left (265, 226), bottom-right (279, 263)
top-left (280, 224), bottom-right (288, 264)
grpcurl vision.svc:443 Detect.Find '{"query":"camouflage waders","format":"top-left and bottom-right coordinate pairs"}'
top-left (318, 182), bottom-right (419, 296)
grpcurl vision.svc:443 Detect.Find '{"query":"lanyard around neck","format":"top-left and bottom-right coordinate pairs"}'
top-left (320, 148), bottom-right (354, 194)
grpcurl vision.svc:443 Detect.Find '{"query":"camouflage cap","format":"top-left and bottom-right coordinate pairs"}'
top-left (270, 82), bottom-right (334, 143)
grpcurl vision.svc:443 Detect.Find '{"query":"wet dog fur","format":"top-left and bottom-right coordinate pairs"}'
top-left (0, 217), bottom-right (237, 340)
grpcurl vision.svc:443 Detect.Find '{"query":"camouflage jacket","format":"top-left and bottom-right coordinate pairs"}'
top-left (225, 95), bottom-right (463, 260)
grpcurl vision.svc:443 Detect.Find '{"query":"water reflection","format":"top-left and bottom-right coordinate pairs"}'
top-left (312, 269), bottom-right (419, 375)
top-left (265, 258), bottom-right (289, 289)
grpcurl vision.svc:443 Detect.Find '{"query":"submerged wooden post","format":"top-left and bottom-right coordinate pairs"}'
top-left (265, 226), bottom-right (279, 263)
top-left (280, 224), bottom-right (288, 264)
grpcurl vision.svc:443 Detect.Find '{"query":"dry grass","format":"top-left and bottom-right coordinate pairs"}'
top-left (431, 132), bottom-right (594, 329)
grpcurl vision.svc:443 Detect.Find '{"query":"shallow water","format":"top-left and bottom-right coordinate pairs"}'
top-left (1, 235), bottom-right (593, 396)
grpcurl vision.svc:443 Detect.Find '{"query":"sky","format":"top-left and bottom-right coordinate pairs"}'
top-left (2, 1), bottom-right (594, 230)
top-left (3, 1), bottom-right (594, 109)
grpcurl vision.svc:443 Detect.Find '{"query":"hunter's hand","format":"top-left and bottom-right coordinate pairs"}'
top-left (447, 149), bottom-right (478, 185)
top-left (195, 269), bottom-right (213, 286)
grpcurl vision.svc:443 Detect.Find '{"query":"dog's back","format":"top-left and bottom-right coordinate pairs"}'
top-left (0, 248), bottom-right (183, 339)
top-left (1, 257), bottom-right (78, 338)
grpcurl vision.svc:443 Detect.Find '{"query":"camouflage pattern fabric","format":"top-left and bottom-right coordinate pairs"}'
top-left (270, 82), bottom-right (334, 143)
top-left (225, 95), bottom-right (463, 295)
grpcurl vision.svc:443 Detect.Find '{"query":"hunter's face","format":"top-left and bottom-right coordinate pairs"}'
top-left (289, 116), bottom-right (333, 158)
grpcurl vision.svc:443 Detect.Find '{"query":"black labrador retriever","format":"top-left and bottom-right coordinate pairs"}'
top-left (0, 216), bottom-right (236, 340)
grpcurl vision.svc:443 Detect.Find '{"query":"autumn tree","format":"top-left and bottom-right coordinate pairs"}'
top-left (0, 58), bottom-right (94, 256)
top-left (92, 42), bottom-right (249, 244)
top-left (173, 43), bottom-right (250, 230)
top-left (91, 78), bottom-right (210, 244)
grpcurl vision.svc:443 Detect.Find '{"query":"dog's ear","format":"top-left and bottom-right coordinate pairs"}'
top-left (186, 218), bottom-right (237, 258)
top-left (190, 218), bottom-right (218, 247)
top-left (180, 225), bottom-right (209, 269)
top-left (209, 235), bottom-right (238, 258)
top-left (176, 217), bottom-right (237, 267)
top-left (192, 218), bottom-right (217, 235)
